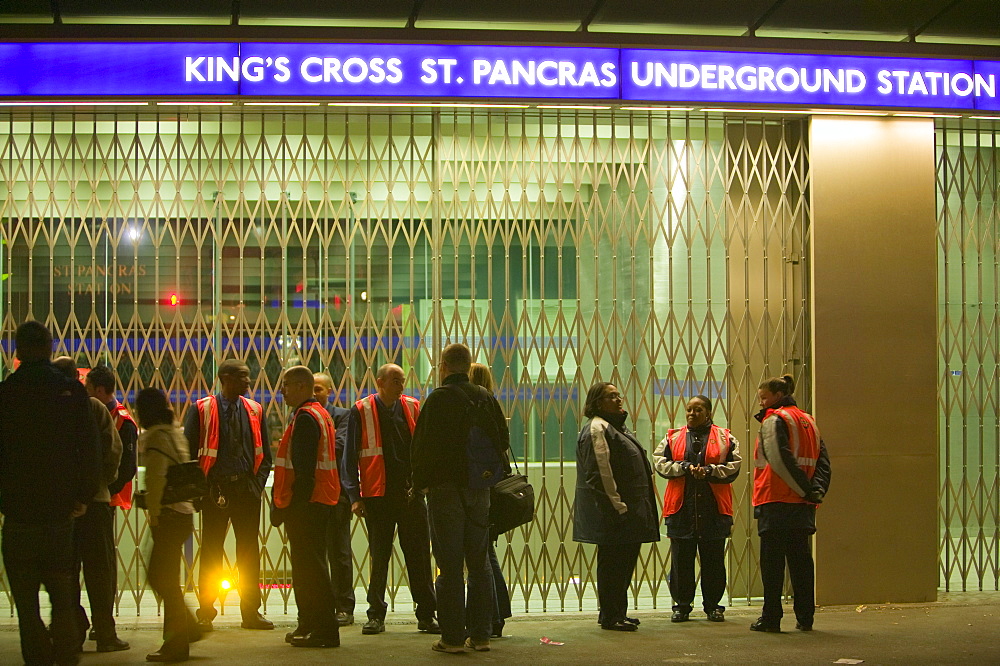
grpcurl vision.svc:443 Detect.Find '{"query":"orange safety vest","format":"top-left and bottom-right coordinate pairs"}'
top-left (109, 400), bottom-right (136, 510)
top-left (752, 404), bottom-right (820, 506)
top-left (660, 425), bottom-right (734, 518)
top-left (195, 395), bottom-right (265, 476)
top-left (272, 401), bottom-right (340, 509)
top-left (354, 394), bottom-right (419, 498)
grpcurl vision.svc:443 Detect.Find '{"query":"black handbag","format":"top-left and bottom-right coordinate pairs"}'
top-left (146, 447), bottom-right (208, 506)
top-left (489, 454), bottom-right (535, 539)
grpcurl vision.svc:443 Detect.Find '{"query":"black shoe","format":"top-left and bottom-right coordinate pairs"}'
top-left (362, 618), bottom-right (385, 635)
top-left (88, 629), bottom-right (97, 641)
top-left (624, 617), bottom-right (640, 625)
top-left (600, 621), bottom-right (638, 632)
top-left (195, 608), bottom-right (216, 632)
top-left (97, 637), bottom-right (130, 652)
top-left (795, 621), bottom-right (813, 631)
top-left (671, 610), bottom-right (690, 623)
top-left (750, 617), bottom-right (781, 633)
top-left (336, 612), bottom-right (354, 627)
top-left (241, 613), bottom-right (274, 630)
top-left (146, 649), bottom-right (189, 662)
top-left (285, 627), bottom-right (307, 644)
top-left (491, 623), bottom-right (505, 638)
top-left (290, 632), bottom-right (340, 648)
top-left (706, 609), bottom-right (725, 622)
top-left (417, 619), bottom-right (441, 634)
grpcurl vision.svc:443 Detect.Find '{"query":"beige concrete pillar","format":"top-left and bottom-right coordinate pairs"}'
top-left (810, 116), bottom-right (938, 604)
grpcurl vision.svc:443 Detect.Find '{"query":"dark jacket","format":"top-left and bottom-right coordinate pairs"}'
top-left (753, 396), bottom-right (832, 534)
top-left (573, 412), bottom-right (661, 546)
top-left (411, 373), bottom-right (510, 491)
top-left (0, 359), bottom-right (101, 523)
top-left (183, 392), bottom-right (273, 496)
top-left (328, 404), bottom-right (350, 502)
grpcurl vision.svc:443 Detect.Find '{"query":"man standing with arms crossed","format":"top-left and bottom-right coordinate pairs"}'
top-left (272, 365), bottom-right (341, 648)
top-left (184, 359), bottom-right (274, 631)
top-left (0, 322), bottom-right (100, 665)
top-left (343, 363), bottom-right (439, 635)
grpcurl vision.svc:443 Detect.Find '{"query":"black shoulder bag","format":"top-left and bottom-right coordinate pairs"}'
top-left (488, 445), bottom-right (535, 539)
top-left (135, 446), bottom-right (208, 509)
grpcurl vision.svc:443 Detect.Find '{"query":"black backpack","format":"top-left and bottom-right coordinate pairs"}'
top-left (445, 383), bottom-right (508, 489)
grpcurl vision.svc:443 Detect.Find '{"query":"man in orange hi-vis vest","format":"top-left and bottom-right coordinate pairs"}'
top-left (343, 363), bottom-right (439, 636)
top-left (183, 359), bottom-right (273, 632)
top-left (271, 365), bottom-right (341, 648)
top-left (84, 365), bottom-right (137, 646)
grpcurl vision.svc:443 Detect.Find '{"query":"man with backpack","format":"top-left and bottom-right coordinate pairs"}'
top-left (411, 343), bottom-right (510, 654)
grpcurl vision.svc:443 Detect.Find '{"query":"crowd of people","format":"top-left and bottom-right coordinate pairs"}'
top-left (0, 319), bottom-right (831, 665)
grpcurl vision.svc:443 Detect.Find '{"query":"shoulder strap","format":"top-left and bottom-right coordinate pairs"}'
top-left (145, 445), bottom-right (181, 466)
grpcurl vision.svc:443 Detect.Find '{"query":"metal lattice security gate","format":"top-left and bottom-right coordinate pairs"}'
top-left (0, 109), bottom-right (810, 616)
top-left (937, 119), bottom-right (1000, 593)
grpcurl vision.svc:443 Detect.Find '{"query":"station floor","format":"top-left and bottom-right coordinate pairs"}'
top-left (0, 592), bottom-right (997, 665)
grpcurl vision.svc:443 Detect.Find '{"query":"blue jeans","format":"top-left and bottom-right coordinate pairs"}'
top-left (2, 519), bottom-right (80, 665)
top-left (426, 485), bottom-right (491, 645)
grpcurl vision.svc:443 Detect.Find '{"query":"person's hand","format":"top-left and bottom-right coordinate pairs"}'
top-left (805, 489), bottom-right (825, 504)
top-left (352, 500), bottom-right (366, 518)
top-left (691, 466), bottom-right (708, 480)
top-left (70, 502), bottom-right (87, 518)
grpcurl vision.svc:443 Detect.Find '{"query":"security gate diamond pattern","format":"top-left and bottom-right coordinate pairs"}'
top-left (0, 110), bottom-right (809, 616)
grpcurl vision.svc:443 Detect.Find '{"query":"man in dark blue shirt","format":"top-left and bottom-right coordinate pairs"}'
top-left (184, 359), bottom-right (273, 631)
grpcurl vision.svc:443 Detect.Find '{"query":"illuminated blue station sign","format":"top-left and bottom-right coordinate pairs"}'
top-left (0, 42), bottom-right (998, 111)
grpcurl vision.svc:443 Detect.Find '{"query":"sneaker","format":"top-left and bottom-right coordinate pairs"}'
top-left (465, 637), bottom-right (490, 652)
top-left (671, 610), bottom-right (690, 623)
top-left (336, 612), bottom-right (354, 627)
top-left (362, 618), bottom-right (385, 635)
top-left (749, 617), bottom-right (781, 633)
top-left (624, 617), bottom-right (641, 626)
top-left (706, 609), bottom-right (725, 622)
top-left (431, 639), bottom-right (465, 653)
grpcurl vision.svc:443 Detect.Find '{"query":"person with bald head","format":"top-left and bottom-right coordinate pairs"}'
top-left (52, 356), bottom-right (128, 653)
top-left (272, 366), bottom-right (341, 648)
top-left (344, 363), bottom-right (438, 635)
top-left (183, 359), bottom-right (273, 631)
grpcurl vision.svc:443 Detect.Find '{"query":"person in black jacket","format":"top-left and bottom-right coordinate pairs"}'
top-left (0, 321), bottom-right (101, 666)
top-left (411, 343), bottom-right (510, 653)
top-left (653, 396), bottom-right (741, 623)
top-left (573, 381), bottom-right (660, 632)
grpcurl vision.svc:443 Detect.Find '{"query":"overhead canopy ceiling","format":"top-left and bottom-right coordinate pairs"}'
top-left (2, 0), bottom-right (998, 47)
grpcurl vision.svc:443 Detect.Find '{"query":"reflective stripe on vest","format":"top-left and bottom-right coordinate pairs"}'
top-left (752, 405), bottom-right (820, 506)
top-left (109, 400), bottom-right (136, 509)
top-left (355, 394), bottom-right (420, 498)
top-left (196, 395), bottom-right (265, 477)
top-left (660, 425), bottom-right (733, 518)
top-left (272, 402), bottom-right (341, 509)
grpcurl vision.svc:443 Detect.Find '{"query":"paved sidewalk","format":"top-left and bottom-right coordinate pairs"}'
top-left (0, 594), bottom-right (997, 664)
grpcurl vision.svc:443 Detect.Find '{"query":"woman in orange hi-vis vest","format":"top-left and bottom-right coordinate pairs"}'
top-left (749, 374), bottom-right (832, 634)
top-left (653, 395), bottom-right (741, 624)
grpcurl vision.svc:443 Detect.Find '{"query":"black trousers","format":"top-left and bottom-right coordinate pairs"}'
top-left (2, 518), bottom-right (80, 666)
top-left (596, 542), bottom-right (641, 626)
top-left (487, 540), bottom-right (511, 630)
top-left (759, 529), bottom-right (815, 624)
top-left (70, 501), bottom-right (117, 641)
top-left (326, 497), bottom-right (356, 614)
top-left (198, 478), bottom-right (263, 619)
top-left (668, 537), bottom-right (727, 613)
top-left (363, 493), bottom-right (436, 622)
top-left (149, 509), bottom-right (198, 657)
top-left (286, 502), bottom-right (339, 639)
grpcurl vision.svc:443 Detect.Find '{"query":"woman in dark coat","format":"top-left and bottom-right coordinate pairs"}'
top-left (573, 382), bottom-right (660, 632)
